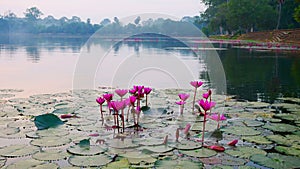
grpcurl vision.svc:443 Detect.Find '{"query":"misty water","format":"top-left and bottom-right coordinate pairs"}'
top-left (0, 34), bottom-right (299, 103)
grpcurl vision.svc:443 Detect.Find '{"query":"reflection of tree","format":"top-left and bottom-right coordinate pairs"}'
top-left (26, 46), bottom-right (40, 62)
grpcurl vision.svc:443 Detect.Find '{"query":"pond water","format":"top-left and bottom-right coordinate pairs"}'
top-left (0, 34), bottom-right (299, 103)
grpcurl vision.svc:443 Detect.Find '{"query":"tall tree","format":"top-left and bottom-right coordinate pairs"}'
top-left (24, 7), bottom-right (43, 21)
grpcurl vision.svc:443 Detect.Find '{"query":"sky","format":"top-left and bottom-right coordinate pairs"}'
top-left (0, 0), bottom-right (206, 23)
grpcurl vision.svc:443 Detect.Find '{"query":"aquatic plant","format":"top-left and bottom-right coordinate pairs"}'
top-left (115, 89), bottom-right (128, 100)
top-left (198, 98), bottom-right (215, 146)
top-left (143, 87), bottom-right (152, 107)
top-left (96, 97), bottom-right (105, 119)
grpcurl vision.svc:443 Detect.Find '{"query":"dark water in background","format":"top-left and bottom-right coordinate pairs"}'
top-left (0, 34), bottom-right (299, 103)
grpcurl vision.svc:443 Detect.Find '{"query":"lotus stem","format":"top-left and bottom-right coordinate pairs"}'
top-left (201, 111), bottom-right (207, 146)
top-left (192, 88), bottom-right (197, 113)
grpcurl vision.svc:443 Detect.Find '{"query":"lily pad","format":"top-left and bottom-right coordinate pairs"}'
top-left (242, 136), bottom-right (273, 144)
top-left (220, 156), bottom-right (247, 166)
top-left (274, 113), bottom-right (300, 121)
top-left (139, 145), bottom-right (174, 153)
top-left (102, 158), bottom-right (130, 169)
top-left (121, 151), bottom-right (157, 164)
top-left (242, 120), bottom-right (264, 127)
top-left (221, 126), bottom-right (261, 136)
top-left (156, 158), bottom-right (203, 169)
top-left (263, 123), bottom-right (299, 132)
top-left (0, 144), bottom-right (40, 157)
top-left (3, 159), bottom-right (44, 169)
top-left (34, 114), bottom-right (64, 130)
top-left (275, 146), bottom-right (300, 157)
top-left (68, 154), bottom-right (111, 167)
top-left (108, 139), bottom-right (138, 149)
top-left (179, 148), bottom-right (217, 158)
top-left (169, 140), bottom-right (202, 150)
top-left (31, 163), bottom-right (59, 169)
top-left (225, 147), bottom-right (266, 159)
top-left (67, 145), bottom-right (106, 156)
top-left (36, 128), bottom-right (69, 137)
top-left (0, 157), bottom-right (6, 167)
top-left (266, 135), bottom-right (294, 146)
top-left (250, 153), bottom-right (300, 169)
top-left (31, 136), bottom-right (71, 147)
top-left (32, 149), bottom-right (70, 161)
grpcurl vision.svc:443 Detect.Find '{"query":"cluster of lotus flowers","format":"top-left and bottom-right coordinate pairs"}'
top-left (175, 81), bottom-right (227, 146)
top-left (96, 81), bottom-right (236, 149)
top-left (96, 85), bottom-right (152, 133)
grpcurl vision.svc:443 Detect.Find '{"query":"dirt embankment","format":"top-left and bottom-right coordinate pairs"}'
top-left (238, 29), bottom-right (300, 45)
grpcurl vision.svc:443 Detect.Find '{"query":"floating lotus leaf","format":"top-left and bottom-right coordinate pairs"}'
top-left (263, 118), bottom-right (282, 123)
top-left (263, 123), bottom-right (299, 132)
top-left (0, 112), bottom-right (7, 117)
top-left (242, 120), bottom-right (264, 127)
top-left (34, 114), bottom-right (64, 130)
top-left (139, 145), bottom-right (174, 153)
top-left (135, 138), bottom-right (163, 146)
top-left (141, 122), bottom-right (168, 129)
top-left (246, 102), bottom-right (270, 108)
top-left (220, 156), bottom-right (247, 166)
top-left (275, 113), bottom-right (299, 121)
top-left (155, 158), bottom-right (203, 169)
top-left (52, 107), bottom-right (76, 114)
top-left (131, 163), bottom-right (155, 168)
top-left (250, 153), bottom-right (300, 169)
top-left (191, 121), bottom-right (218, 132)
top-left (65, 118), bottom-right (95, 126)
top-left (102, 158), bottom-right (130, 169)
top-left (31, 136), bottom-right (71, 147)
top-left (108, 139), bottom-right (138, 149)
top-left (7, 120), bottom-right (35, 129)
top-left (67, 145), bottom-right (106, 156)
top-left (266, 135), bottom-right (294, 146)
top-left (285, 134), bottom-right (300, 142)
top-left (221, 126), bottom-right (261, 136)
top-left (4, 159), bottom-right (44, 169)
top-left (26, 131), bottom-right (40, 139)
top-left (200, 156), bottom-right (221, 165)
top-left (60, 167), bottom-right (80, 169)
top-left (275, 146), bottom-right (300, 157)
top-left (0, 118), bottom-right (14, 125)
top-left (0, 127), bottom-right (20, 136)
top-left (242, 136), bottom-right (273, 144)
top-left (292, 144), bottom-right (300, 149)
top-left (169, 140), bottom-right (202, 150)
top-left (0, 144), bottom-right (40, 157)
top-left (32, 149), bottom-right (70, 161)
top-left (68, 154), bottom-right (111, 167)
top-left (179, 148), bottom-right (217, 158)
top-left (121, 151), bottom-right (157, 164)
top-left (225, 147), bottom-right (266, 159)
top-left (0, 157), bottom-right (6, 167)
top-left (36, 127), bottom-right (69, 137)
top-left (30, 163), bottom-right (59, 169)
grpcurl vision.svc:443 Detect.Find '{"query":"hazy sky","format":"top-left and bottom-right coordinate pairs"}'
top-left (0, 0), bottom-right (206, 23)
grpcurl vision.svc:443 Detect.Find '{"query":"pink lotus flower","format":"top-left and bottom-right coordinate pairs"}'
top-left (129, 88), bottom-right (137, 94)
top-left (178, 93), bottom-right (190, 101)
top-left (190, 81), bottom-right (203, 88)
top-left (103, 93), bottom-right (113, 102)
top-left (110, 100), bottom-right (126, 112)
top-left (115, 89), bottom-right (128, 98)
top-left (208, 113), bottom-right (226, 121)
top-left (206, 145), bottom-right (225, 152)
top-left (202, 90), bottom-right (212, 99)
top-left (96, 97), bottom-right (105, 105)
top-left (228, 139), bottom-right (238, 146)
top-left (198, 99), bottom-right (215, 112)
top-left (144, 87), bottom-right (152, 95)
top-left (175, 100), bottom-right (186, 105)
top-left (129, 96), bottom-right (137, 105)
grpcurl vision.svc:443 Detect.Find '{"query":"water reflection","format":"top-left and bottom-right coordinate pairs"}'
top-left (0, 34), bottom-right (299, 102)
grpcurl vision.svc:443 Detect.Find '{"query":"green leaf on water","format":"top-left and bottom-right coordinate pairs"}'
top-left (34, 113), bottom-right (64, 130)
top-left (78, 138), bottom-right (90, 150)
top-left (275, 146), bottom-right (300, 157)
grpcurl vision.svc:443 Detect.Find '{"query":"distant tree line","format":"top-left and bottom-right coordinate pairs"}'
top-left (200, 0), bottom-right (300, 35)
top-left (0, 7), bottom-right (204, 36)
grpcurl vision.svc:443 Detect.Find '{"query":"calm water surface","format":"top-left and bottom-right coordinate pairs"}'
top-left (0, 35), bottom-right (299, 103)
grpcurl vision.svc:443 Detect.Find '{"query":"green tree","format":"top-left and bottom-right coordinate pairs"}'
top-left (24, 7), bottom-right (43, 21)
